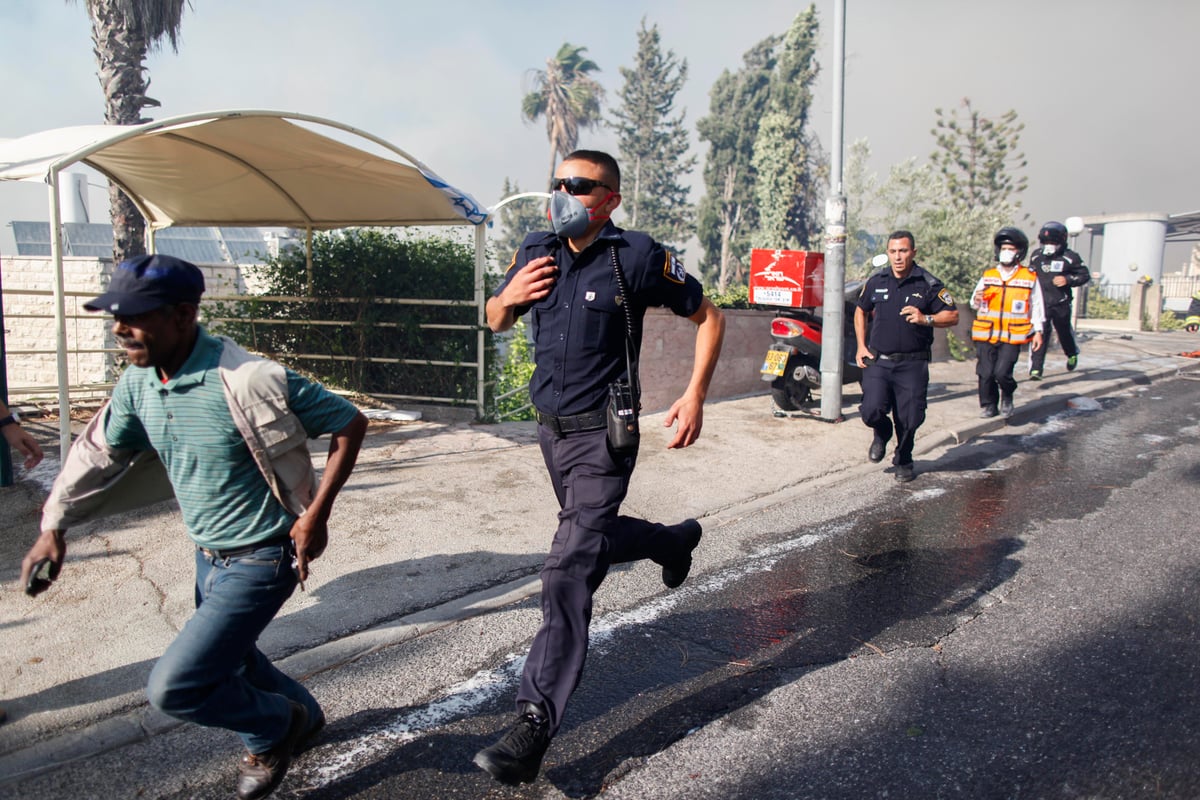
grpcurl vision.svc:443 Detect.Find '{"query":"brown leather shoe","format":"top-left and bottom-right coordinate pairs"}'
top-left (236, 701), bottom-right (309, 800)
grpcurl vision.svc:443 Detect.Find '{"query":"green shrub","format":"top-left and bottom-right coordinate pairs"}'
top-left (1081, 286), bottom-right (1129, 320)
top-left (945, 329), bottom-right (970, 361)
top-left (1159, 310), bottom-right (1186, 331)
top-left (207, 229), bottom-right (479, 403)
top-left (705, 283), bottom-right (752, 309)
top-left (489, 320), bottom-right (536, 422)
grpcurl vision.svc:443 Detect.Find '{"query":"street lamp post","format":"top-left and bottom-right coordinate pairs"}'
top-left (819, 0), bottom-right (848, 421)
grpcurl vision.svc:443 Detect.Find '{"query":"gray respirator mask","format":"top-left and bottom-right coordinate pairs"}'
top-left (549, 191), bottom-right (591, 239)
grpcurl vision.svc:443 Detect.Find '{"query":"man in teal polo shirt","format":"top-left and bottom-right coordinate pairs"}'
top-left (20, 255), bottom-right (367, 800)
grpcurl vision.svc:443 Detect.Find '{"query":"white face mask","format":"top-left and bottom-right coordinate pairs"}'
top-left (1042, 244), bottom-right (1058, 256)
top-left (999, 250), bottom-right (1017, 265)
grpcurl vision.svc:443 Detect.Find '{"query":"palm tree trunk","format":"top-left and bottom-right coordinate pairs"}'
top-left (87, 0), bottom-right (157, 263)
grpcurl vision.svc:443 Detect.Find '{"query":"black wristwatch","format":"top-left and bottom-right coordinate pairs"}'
top-left (0, 414), bottom-right (16, 428)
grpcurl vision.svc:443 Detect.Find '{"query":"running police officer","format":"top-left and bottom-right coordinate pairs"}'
top-left (1028, 221), bottom-right (1089, 379)
top-left (475, 150), bottom-right (725, 785)
top-left (854, 230), bottom-right (959, 483)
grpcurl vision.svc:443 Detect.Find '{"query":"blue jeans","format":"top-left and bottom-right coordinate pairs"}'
top-left (146, 541), bottom-right (320, 753)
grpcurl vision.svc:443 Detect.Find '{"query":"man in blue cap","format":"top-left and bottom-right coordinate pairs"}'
top-left (19, 254), bottom-right (367, 800)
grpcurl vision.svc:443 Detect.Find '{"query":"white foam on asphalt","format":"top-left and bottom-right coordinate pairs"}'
top-left (303, 527), bottom-right (837, 787)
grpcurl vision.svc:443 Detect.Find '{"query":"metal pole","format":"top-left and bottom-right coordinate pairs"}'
top-left (820, 0), bottom-right (847, 421)
top-left (49, 171), bottom-right (72, 457)
top-left (474, 223), bottom-right (487, 420)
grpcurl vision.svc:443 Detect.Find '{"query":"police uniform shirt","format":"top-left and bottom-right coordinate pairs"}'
top-left (495, 222), bottom-right (703, 417)
top-left (856, 263), bottom-right (956, 355)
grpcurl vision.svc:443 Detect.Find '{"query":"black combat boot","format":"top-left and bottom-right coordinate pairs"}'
top-left (660, 519), bottom-right (702, 589)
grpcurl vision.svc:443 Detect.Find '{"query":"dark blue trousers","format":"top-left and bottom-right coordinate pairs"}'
top-left (859, 359), bottom-right (929, 466)
top-left (1029, 302), bottom-right (1079, 372)
top-left (976, 341), bottom-right (1022, 406)
top-left (518, 425), bottom-right (679, 736)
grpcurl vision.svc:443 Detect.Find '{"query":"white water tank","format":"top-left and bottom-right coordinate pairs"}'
top-left (1094, 212), bottom-right (1167, 284)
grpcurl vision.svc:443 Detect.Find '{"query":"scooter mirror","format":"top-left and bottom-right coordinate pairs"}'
top-left (871, 253), bottom-right (888, 268)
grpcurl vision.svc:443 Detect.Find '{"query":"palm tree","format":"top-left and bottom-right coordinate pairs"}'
top-left (70, 0), bottom-right (188, 263)
top-left (521, 43), bottom-right (605, 189)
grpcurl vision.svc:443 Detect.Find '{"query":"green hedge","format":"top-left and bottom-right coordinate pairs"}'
top-left (208, 229), bottom-right (480, 403)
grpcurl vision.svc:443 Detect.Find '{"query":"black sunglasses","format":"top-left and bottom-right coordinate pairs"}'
top-left (551, 176), bottom-right (613, 195)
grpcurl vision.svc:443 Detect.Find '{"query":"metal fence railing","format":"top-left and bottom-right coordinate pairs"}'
top-left (1, 288), bottom-right (488, 416)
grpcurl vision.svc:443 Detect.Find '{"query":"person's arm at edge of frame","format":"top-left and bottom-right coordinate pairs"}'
top-left (289, 411), bottom-right (368, 582)
top-left (1, 400), bottom-right (44, 470)
top-left (663, 297), bottom-right (725, 450)
top-left (854, 306), bottom-right (872, 368)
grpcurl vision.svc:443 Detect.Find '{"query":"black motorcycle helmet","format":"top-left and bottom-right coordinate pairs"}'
top-left (993, 227), bottom-right (1029, 264)
top-left (1038, 221), bottom-right (1069, 252)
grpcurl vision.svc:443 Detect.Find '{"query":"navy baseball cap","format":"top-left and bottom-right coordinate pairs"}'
top-left (84, 254), bottom-right (205, 315)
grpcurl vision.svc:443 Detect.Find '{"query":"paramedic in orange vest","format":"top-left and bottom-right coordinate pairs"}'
top-left (970, 227), bottom-right (1044, 419)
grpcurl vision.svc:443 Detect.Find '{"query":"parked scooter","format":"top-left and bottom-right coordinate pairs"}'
top-left (759, 254), bottom-right (885, 413)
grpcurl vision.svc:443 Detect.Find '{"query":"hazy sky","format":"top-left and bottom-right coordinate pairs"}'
top-left (1, 0), bottom-right (1195, 265)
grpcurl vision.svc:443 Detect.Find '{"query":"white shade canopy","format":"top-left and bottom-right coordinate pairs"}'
top-left (0, 110), bottom-right (492, 454)
top-left (0, 109), bottom-right (488, 229)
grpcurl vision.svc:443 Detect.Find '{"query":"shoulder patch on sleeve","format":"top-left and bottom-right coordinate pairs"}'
top-left (664, 251), bottom-right (687, 284)
top-left (937, 288), bottom-right (955, 306)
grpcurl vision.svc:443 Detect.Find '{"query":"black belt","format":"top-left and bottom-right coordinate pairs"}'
top-left (535, 409), bottom-right (607, 435)
top-left (876, 351), bottom-right (931, 362)
top-left (199, 534), bottom-right (291, 560)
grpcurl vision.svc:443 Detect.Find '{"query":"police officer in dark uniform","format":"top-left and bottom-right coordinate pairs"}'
top-left (1028, 221), bottom-right (1090, 379)
top-left (474, 150), bottom-right (726, 785)
top-left (854, 230), bottom-right (958, 483)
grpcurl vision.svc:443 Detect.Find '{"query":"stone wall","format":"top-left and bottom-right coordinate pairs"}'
top-left (637, 306), bottom-right (969, 413)
top-left (638, 307), bottom-right (773, 413)
top-left (1, 256), bottom-right (243, 398)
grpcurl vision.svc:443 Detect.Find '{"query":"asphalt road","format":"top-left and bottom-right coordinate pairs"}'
top-left (607, 378), bottom-right (1200, 799)
top-left (5, 368), bottom-right (1198, 798)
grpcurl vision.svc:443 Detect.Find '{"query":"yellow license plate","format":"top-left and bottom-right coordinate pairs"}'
top-left (761, 349), bottom-right (788, 377)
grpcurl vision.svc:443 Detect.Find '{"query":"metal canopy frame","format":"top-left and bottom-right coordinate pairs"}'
top-left (0, 110), bottom-right (491, 454)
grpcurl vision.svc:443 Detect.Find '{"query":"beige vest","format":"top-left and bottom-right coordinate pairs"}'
top-left (41, 337), bottom-right (316, 531)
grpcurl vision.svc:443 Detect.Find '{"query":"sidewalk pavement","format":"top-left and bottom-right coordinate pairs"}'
top-left (2, 327), bottom-right (1199, 783)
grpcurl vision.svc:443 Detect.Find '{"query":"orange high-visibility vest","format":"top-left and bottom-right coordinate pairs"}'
top-left (971, 265), bottom-right (1038, 345)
